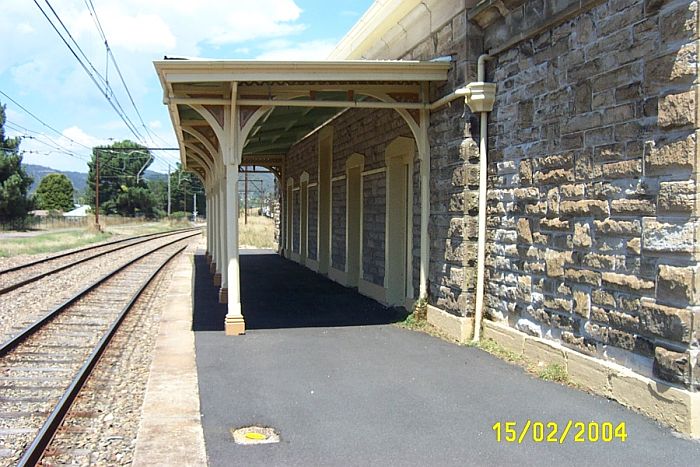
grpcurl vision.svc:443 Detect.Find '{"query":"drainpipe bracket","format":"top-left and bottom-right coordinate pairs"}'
top-left (459, 82), bottom-right (497, 113)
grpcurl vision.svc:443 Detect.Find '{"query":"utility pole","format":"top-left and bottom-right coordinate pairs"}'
top-left (167, 164), bottom-right (171, 216)
top-left (193, 192), bottom-right (197, 222)
top-left (244, 169), bottom-right (248, 225)
top-left (95, 150), bottom-right (100, 229)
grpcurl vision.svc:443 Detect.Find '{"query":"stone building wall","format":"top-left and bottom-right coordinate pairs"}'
top-left (331, 181), bottom-right (346, 270)
top-left (308, 187), bottom-right (318, 261)
top-left (362, 171), bottom-right (386, 286)
top-left (395, 10), bottom-right (483, 316)
top-left (475, 0), bottom-right (700, 388)
top-left (285, 108), bottom-right (413, 287)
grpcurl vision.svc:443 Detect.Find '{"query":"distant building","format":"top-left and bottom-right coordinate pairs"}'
top-left (63, 205), bottom-right (90, 217)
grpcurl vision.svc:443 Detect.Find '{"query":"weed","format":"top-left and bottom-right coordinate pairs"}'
top-left (538, 363), bottom-right (569, 383)
top-left (477, 339), bottom-right (523, 364)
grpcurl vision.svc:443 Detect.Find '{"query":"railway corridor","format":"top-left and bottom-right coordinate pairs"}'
top-left (0, 229), bottom-right (201, 466)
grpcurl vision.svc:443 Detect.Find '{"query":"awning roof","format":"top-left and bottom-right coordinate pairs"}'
top-left (154, 59), bottom-right (451, 180)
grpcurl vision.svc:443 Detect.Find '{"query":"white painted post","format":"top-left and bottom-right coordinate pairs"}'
top-left (225, 163), bottom-right (245, 334)
top-left (219, 174), bottom-right (228, 293)
top-left (205, 191), bottom-right (211, 256)
top-left (224, 82), bottom-right (245, 335)
top-left (418, 108), bottom-right (430, 300)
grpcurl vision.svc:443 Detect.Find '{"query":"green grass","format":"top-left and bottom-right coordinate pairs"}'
top-left (0, 230), bottom-right (113, 257)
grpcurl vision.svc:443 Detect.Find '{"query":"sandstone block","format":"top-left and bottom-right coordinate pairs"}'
top-left (559, 200), bottom-right (609, 218)
top-left (601, 159), bottom-right (642, 179)
top-left (547, 187), bottom-right (560, 217)
top-left (534, 168), bottom-right (575, 185)
top-left (645, 133), bottom-right (695, 174)
top-left (582, 252), bottom-right (624, 270)
top-left (627, 238), bottom-right (642, 255)
top-left (561, 331), bottom-right (597, 356)
top-left (594, 218), bottom-right (641, 236)
top-left (590, 306), bottom-right (609, 323)
top-left (601, 271), bottom-right (654, 292)
top-left (516, 218), bottom-right (533, 244)
top-left (639, 299), bottom-right (693, 344)
top-left (544, 296), bottom-right (573, 313)
top-left (565, 268), bottom-right (602, 286)
top-left (584, 320), bottom-right (609, 343)
top-left (658, 181), bottom-right (696, 214)
top-left (657, 264), bottom-right (698, 305)
top-left (643, 218), bottom-right (697, 254)
top-left (592, 289), bottom-right (616, 307)
top-left (573, 289), bottom-right (591, 318)
top-left (573, 222), bottom-right (592, 248)
top-left (644, 43), bottom-right (696, 90)
top-left (659, 1), bottom-right (698, 46)
top-left (608, 328), bottom-right (636, 351)
top-left (610, 199), bottom-right (655, 216)
top-left (658, 90), bottom-right (696, 128)
top-left (560, 183), bottom-right (585, 198)
top-left (519, 159), bottom-right (533, 185)
top-left (545, 249), bottom-right (572, 277)
top-left (540, 217), bottom-right (570, 231)
top-left (654, 347), bottom-right (691, 387)
top-left (514, 187), bottom-right (540, 200)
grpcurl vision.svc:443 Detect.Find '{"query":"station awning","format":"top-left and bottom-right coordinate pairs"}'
top-left (154, 59), bottom-right (451, 180)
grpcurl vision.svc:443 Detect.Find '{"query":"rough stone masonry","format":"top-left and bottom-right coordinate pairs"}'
top-left (474, 0), bottom-right (700, 390)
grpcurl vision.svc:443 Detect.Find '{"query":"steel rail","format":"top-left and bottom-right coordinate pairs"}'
top-left (0, 227), bottom-right (201, 295)
top-left (0, 230), bottom-right (199, 356)
top-left (0, 226), bottom-right (200, 276)
top-left (15, 242), bottom-right (189, 466)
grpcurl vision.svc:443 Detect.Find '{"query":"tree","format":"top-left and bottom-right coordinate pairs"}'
top-left (0, 102), bottom-right (33, 224)
top-left (34, 173), bottom-right (74, 211)
top-left (168, 163), bottom-right (205, 215)
top-left (86, 140), bottom-right (158, 217)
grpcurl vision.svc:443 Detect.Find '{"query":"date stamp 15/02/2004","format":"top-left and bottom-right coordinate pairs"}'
top-left (492, 421), bottom-right (628, 444)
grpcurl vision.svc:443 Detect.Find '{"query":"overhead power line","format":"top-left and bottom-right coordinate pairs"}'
top-left (32, 0), bottom-right (146, 142)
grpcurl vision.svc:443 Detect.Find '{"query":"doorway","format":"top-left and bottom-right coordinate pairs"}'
top-left (300, 172), bottom-right (309, 264)
top-left (346, 154), bottom-right (363, 287)
top-left (385, 137), bottom-right (414, 306)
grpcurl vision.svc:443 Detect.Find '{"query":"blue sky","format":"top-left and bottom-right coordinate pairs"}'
top-left (0, 0), bottom-right (373, 173)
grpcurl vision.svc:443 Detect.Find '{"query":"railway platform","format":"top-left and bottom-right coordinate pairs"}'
top-left (136, 248), bottom-right (700, 466)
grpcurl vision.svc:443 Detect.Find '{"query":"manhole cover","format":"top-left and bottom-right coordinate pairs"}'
top-left (231, 426), bottom-right (280, 445)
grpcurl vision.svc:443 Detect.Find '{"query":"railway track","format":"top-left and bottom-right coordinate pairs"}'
top-left (0, 227), bottom-right (201, 295)
top-left (0, 232), bottom-right (198, 466)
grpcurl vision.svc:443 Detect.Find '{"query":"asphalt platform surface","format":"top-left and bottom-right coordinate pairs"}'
top-left (194, 249), bottom-right (700, 466)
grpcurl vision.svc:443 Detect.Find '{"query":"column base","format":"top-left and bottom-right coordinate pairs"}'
top-left (213, 272), bottom-right (222, 287)
top-left (225, 315), bottom-right (245, 335)
top-left (218, 287), bottom-right (228, 304)
top-left (209, 262), bottom-right (217, 273)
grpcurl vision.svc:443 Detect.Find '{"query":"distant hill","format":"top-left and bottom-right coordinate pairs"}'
top-left (24, 164), bottom-right (88, 193)
top-left (23, 164), bottom-right (168, 193)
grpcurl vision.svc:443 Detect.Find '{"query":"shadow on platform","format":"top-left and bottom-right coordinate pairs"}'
top-left (192, 249), bottom-right (408, 331)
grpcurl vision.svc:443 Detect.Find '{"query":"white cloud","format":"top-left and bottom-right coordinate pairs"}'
top-left (0, 0), bottom-right (350, 172)
top-left (61, 126), bottom-right (107, 149)
top-left (255, 39), bottom-right (337, 61)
